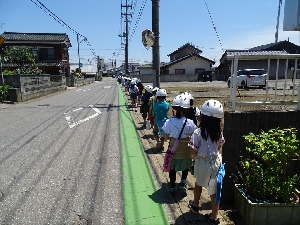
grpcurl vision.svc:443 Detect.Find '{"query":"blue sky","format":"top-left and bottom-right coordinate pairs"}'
top-left (1, 0), bottom-right (299, 67)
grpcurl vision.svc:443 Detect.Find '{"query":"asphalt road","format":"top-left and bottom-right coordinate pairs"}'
top-left (0, 78), bottom-right (123, 224)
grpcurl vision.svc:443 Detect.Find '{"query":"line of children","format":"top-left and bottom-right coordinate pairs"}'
top-left (118, 77), bottom-right (225, 224)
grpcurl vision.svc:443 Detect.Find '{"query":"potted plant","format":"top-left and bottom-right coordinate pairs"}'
top-left (233, 127), bottom-right (300, 225)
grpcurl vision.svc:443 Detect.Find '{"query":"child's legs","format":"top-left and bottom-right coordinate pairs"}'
top-left (169, 169), bottom-right (176, 188)
top-left (193, 183), bottom-right (202, 206)
top-left (181, 169), bottom-right (189, 181)
top-left (153, 124), bottom-right (159, 142)
top-left (210, 194), bottom-right (219, 219)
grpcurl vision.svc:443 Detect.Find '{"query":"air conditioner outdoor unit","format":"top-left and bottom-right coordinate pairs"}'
top-left (283, 0), bottom-right (300, 31)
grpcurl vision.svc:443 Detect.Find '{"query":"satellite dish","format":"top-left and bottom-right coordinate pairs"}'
top-left (142, 29), bottom-right (155, 50)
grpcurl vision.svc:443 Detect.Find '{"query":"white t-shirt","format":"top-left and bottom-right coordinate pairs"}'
top-left (162, 117), bottom-right (197, 139)
top-left (188, 127), bottom-right (225, 157)
top-left (129, 85), bottom-right (139, 94)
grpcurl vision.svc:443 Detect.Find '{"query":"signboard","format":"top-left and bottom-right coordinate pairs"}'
top-left (0, 35), bottom-right (5, 46)
top-left (142, 29), bottom-right (155, 50)
top-left (283, 0), bottom-right (300, 31)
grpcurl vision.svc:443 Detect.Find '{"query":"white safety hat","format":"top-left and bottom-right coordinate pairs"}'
top-left (156, 89), bottom-right (167, 97)
top-left (145, 85), bottom-right (153, 92)
top-left (201, 99), bottom-right (223, 118)
top-left (182, 92), bottom-right (193, 100)
top-left (178, 94), bottom-right (190, 108)
top-left (152, 87), bottom-right (159, 92)
top-left (172, 95), bottom-right (182, 107)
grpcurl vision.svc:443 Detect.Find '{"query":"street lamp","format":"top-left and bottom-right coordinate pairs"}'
top-left (77, 34), bottom-right (87, 69)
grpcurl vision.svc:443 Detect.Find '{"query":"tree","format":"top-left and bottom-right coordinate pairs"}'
top-left (2, 46), bottom-right (36, 69)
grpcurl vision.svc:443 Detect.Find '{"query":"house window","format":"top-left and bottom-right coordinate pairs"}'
top-left (175, 69), bottom-right (185, 74)
top-left (39, 48), bottom-right (55, 60)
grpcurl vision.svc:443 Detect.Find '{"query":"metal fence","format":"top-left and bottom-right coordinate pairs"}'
top-left (226, 54), bottom-right (300, 111)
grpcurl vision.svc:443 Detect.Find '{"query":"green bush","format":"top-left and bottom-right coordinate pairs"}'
top-left (3, 70), bottom-right (16, 75)
top-left (97, 76), bottom-right (103, 81)
top-left (234, 128), bottom-right (300, 203)
top-left (0, 84), bottom-right (13, 101)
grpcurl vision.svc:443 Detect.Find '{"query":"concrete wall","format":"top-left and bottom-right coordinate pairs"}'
top-left (74, 77), bottom-right (95, 87)
top-left (139, 67), bottom-right (153, 75)
top-left (1, 74), bottom-right (67, 102)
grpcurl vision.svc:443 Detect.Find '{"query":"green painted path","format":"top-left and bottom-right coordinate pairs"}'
top-left (118, 85), bottom-right (169, 225)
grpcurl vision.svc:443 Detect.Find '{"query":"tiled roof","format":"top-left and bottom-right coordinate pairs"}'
top-left (1, 32), bottom-right (71, 47)
top-left (248, 41), bottom-right (286, 51)
top-left (167, 43), bottom-right (202, 56)
top-left (161, 53), bottom-right (215, 68)
top-left (225, 50), bottom-right (288, 56)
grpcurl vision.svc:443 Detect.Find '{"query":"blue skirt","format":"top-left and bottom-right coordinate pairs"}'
top-left (130, 93), bottom-right (138, 99)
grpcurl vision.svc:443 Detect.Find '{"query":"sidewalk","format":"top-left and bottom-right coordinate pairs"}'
top-left (119, 85), bottom-right (245, 225)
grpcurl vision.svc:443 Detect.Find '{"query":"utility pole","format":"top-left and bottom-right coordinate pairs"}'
top-left (77, 33), bottom-right (80, 69)
top-left (121, 0), bottom-right (132, 76)
top-left (77, 34), bottom-right (87, 69)
top-left (152, 0), bottom-right (160, 88)
top-left (275, 0), bottom-right (282, 43)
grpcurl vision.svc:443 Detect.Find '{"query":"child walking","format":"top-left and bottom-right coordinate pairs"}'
top-left (140, 85), bottom-right (153, 127)
top-left (162, 94), bottom-right (197, 194)
top-left (128, 80), bottom-right (139, 112)
top-left (152, 89), bottom-right (169, 151)
top-left (188, 99), bottom-right (225, 225)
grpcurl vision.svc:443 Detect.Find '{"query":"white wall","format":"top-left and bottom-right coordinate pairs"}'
top-left (169, 56), bottom-right (211, 74)
top-left (139, 67), bottom-right (153, 75)
top-left (70, 64), bottom-right (97, 73)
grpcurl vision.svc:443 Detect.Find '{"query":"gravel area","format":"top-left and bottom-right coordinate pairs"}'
top-left (145, 80), bottom-right (299, 111)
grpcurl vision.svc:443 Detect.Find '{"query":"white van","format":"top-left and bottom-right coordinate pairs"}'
top-left (228, 69), bottom-right (267, 88)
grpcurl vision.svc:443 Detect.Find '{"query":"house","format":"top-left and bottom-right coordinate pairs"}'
top-left (1, 32), bottom-right (72, 76)
top-left (119, 62), bottom-right (140, 75)
top-left (139, 64), bottom-right (152, 76)
top-left (160, 43), bottom-right (215, 76)
top-left (217, 40), bottom-right (300, 80)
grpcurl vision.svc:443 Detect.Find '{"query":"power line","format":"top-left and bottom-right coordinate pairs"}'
top-left (129, 0), bottom-right (148, 44)
top-left (30, 0), bottom-right (97, 57)
top-left (203, 0), bottom-right (223, 50)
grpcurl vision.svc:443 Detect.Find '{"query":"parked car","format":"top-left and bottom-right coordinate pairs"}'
top-left (199, 71), bottom-right (212, 82)
top-left (227, 69), bottom-right (267, 88)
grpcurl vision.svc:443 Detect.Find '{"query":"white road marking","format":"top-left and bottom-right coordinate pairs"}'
top-left (104, 86), bottom-right (111, 89)
top-left (64, 105), bottom-right (101, 128)
top-left (76, 88), bottom-right (90, 92)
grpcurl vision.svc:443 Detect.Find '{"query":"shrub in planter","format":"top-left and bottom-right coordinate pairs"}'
top-left (234, 127), bottom-right (300, 203)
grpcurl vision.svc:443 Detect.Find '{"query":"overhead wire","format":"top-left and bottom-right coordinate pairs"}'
top-left (128, 0), bottom-right (148, 44)
top-left (30, 0), bottom-right (97, 57)
top-left (203, 0), bottom-right (223, 50)
top-left (128, 0), bottom-right (138, 29)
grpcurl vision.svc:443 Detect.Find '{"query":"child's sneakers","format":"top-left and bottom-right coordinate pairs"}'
top-left (188, 200), bottom-right (199, 213)
top-left (178, 180), bottom-right (187, 192)
top-left (205, 214), bottom-right (220, 225)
